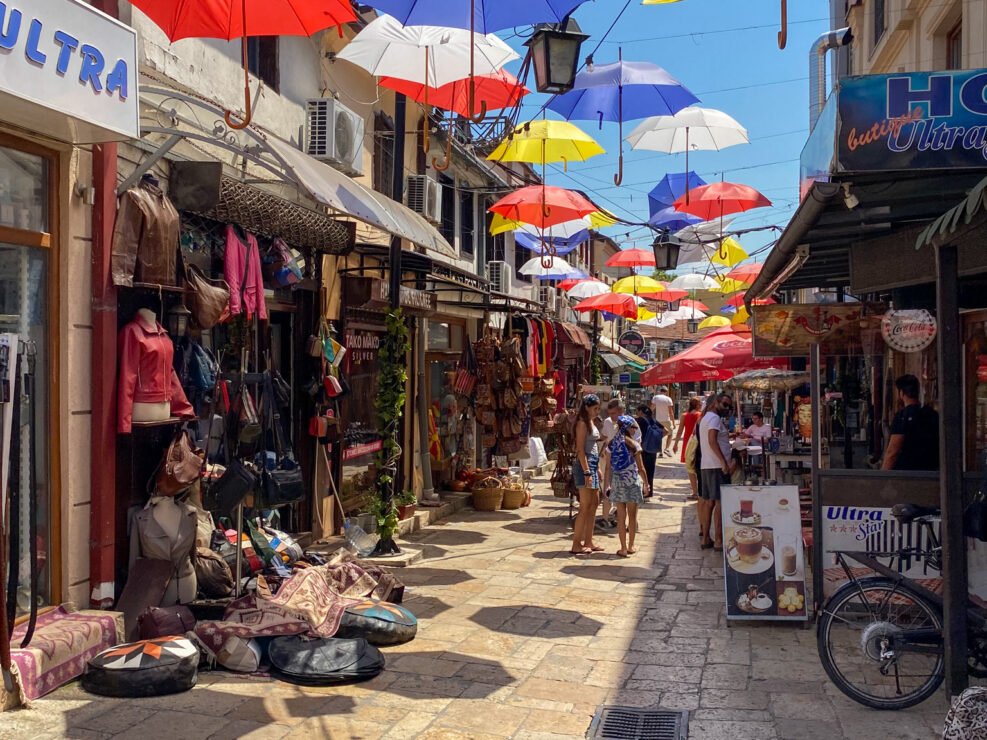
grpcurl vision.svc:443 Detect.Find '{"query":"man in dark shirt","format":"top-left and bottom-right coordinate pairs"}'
top-left (881, 374), bottom-right (940, 471)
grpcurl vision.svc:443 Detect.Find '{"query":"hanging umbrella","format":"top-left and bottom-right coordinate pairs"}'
top-left (699, 316), bottom-right (732, 329)
top-left (513, 231), bottom-right (582, 255)
top-left (605, 248), bottom-right (656, 269)
top-left (128, 0), bottom-right (356, 128)
top-left (731, 306), bottom-right (751, 325)
top-left (491, 210), bottom-right (614, 236)
top-left (636, 306), bottom-right (658, 321)
top-left (669, 273), bottom-right (719, 291)
top-left (626, 107), bottom-right (749, 202)
top-left (710, 236), bottom-right (748, 267)
top-left (673, 181), bottom-right (772, 221)
top-left (649, 171), bottom-right (706, 214)
top-left (360, 0), bottom-right (587, 33)
top-left (488, 120), bottom-right (605, 171)
top-left (714, 277), bottom-right (750, 294)
top-left (573, 293), bottom-right (641, 319)
top-left (724, 369), bottom-right (811, 392)
top-left (567, 280), bottom-right (611, 299)
top-left (680, 298), bottom-right (710, 312)
top-left (727, 263), bottom-right (764, 283)
top-left (559, 277), bottom-right (589, 291)
top-left (637, 315), bottom-right (678, 329)
top-left (675, 218), bottom-right (735, 246)
top-left (547, 56), bottom-right (698, 184)
top-left (518, 217), bottom-right (593, 240)
top-left (640, 288), bottom-right (689, 304)
top-left (518, 256), bottom-right (577, 277)
top-left (612, 275), bottom-right (665, 295)
top-left (724, 293), bottom-right (776, 308)
top-left (640, 326), bottom-right (781, 385)
top-left (663, 307), bottom-right (707, 321)
top-left (720, 304), bottom-right (737, 315)
top-left (378, 69), bottom-right (528, 118)
top-left (490, 186), bottom-right (597, 230)
top-left (649, 206), bottom-right (701, 232)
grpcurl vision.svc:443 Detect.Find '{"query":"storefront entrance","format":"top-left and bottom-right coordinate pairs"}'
top-left (426, 319), bottom-right (466, 483)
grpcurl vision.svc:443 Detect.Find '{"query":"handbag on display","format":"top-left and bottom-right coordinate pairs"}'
top-left (209, 458), bottom-right (258, 518)
top-left (194, 546), bottom-right (234, 598)
top-left (264, 463), bottom-right (305, 507)
top-left (185, 262), bottom-right (230, 329)
top-left (155, 429), bottom-right (205, 496)
top-left (233, 384), bottom-right (262, 444)
top-left (137, 605), bottom-right (196, 640)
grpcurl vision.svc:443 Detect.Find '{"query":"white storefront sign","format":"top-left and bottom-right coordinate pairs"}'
top-left (0, 0), bottom-right (139, 143)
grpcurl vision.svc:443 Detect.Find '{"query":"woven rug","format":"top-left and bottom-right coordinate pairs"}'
top-left (3, 604), bottom-right (124, 706)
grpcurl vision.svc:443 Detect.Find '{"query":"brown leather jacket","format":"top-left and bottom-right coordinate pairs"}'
top-left (111, 180), bottom-right (179, 287)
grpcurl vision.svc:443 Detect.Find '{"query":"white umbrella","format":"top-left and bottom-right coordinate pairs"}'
top-left (669, 273), bottom-right (719, 291)
top-left (636, 315), bottom-right (677, 329)
top-left (518, 255), bottom-right (577, 278)
top-left (566, 280), bottom-right (611, 299)
top-left (663, 306), bottom-right (708, 321)
top-left (517, 217), bottom-right (592, 240)
top-left (336, 15), bottom-right (519, 87)
top-left (675, 218), bottom-right (734, 245)
top-left (626, 106), bottom-right (749, 153)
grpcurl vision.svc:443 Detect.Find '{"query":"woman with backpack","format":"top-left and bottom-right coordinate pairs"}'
top-left (604, 415), bottom-right (649, 557)
top-left (636, 405), bottom-right (661, 498)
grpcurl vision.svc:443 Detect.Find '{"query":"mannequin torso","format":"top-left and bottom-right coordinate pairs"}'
top-left (131, 308), bottom-right (171, 423)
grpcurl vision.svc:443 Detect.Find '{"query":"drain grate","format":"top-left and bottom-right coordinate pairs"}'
top-left (587, 707), bottom-right (689, 740)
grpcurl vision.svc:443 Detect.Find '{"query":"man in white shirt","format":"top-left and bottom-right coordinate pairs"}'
top-left (651, 386), bottom-right (676, 457)
top-left (742, 412), bottom-right (772, 443)
top-left (698, 393), bottom-right (735, 550)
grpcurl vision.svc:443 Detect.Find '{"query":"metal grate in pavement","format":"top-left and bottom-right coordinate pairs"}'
top-left (587, 707), bottom-right (689, 740)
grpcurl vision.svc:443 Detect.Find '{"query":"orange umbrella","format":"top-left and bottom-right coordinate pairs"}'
top-left (378, 70), bottom-right (529, 118)
top-left (488, 186), bottom-right (597, 229)
top-left (680, 298), bottom-right (710, 312)
top-left (605, 249), bottom-right (656, 268)
top-left (673, 182), bottom-right (771, 221)
top-left (573, 293), bottom-right (640, 319)
top-left (727, 263), bottom-right (764, 283)
top-left (640, 289), bottom-right (688, 303)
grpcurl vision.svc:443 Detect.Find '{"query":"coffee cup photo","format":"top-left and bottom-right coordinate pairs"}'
top-left (728, 526), bottom-right (766, 564)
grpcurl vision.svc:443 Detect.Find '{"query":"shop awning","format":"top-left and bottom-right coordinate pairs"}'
top-left (559, 323), bottom-right (592, 349)
top-left (600, 353), bottom-right (625, 370)
top-left (640, 326), bottom-right (782, 386)
top-left (266, 135), bottom-right (456, 259)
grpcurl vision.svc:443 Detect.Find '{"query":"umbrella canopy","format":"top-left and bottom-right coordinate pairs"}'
top-left (518, 217), bottom-right (593, 241)
top-left (669, 273), bottom-right (719, 291)
top-left (724, 369), bottom-right (811, 392)
top-left (663, 307), bottom-right (707, 321)
top-left (710, 236), bottom-right (748, 267)
top-left (518, 256), bottom-right (577, 277)
top-left (727, 263), bottom-right (764, 283)
top-left (640, 326), bottom-right (781, 385)
top-left (129, 0), bottom-right (356, 40)
top-left (378, 70), bottom-right (528, 118)
top-left (336, 15), bottom-right (518, 87)
top-left (358, 0), bottom-right (587, 34)
top-left (637, 315), bottom-right (677, 329)
top-left (573, 293), bottom-right (641, 319)
top-left (626, 106), bottom-right (749, 153)
top-left (649, 206), bottom-right (701, 232)
top-left (606, 248), bottom-right (656, 269)
top-left (489, 186), bottom-right (597, 229)
top-left (558, 277), bottom-right (590, 291)
top-left (612, 275), bottom-right (665, 295)
top-left (673, 181), bottom-right (772, 221)
top-left (699, 316), bottom-right (732, 329)
top-left (566, 280), bottom-right (612, 299)
top-left (488, 120), bottom-right (605, 165)
top-left (649, 171), bottom-right (707, 213)
top-left (640, 289), bottom-right (689, 304)
top-left (714, 277), bottom-right (750, 293)
top-left (680, 298), bottom-right (710, 312)
top-left (731, 306), bottom-right (751, 325)
top-left (513, 231), bottom-right (582, 255)
top-left (675, 217), bottom-right (735, 246)
top-left (547, 60), bottom-right (698, 123)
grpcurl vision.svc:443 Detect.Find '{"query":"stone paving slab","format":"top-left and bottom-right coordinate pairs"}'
top-left (1, 458), bottom-right (952, 739)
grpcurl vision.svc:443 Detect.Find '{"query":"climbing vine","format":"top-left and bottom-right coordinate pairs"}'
top-left (590, 350), bottom-right (603, 384)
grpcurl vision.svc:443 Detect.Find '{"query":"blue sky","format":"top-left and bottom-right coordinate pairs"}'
top-left (501, 0), bottom-right (831, 263)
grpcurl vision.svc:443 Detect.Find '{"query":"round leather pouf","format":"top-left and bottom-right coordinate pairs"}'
top-left (336, 600), bottom-right (418, 646)
top-left (82, 636), bottom-right (199, 698)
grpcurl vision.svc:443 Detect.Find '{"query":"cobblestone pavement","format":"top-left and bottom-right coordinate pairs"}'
top-left (3, 459), bottom-right (950, 739)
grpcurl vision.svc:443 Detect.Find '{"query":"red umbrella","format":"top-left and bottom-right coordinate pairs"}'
top-left (680, 298), bottom-right (710, 312)
top-left (572, 293), bottom-right (640, 319)
top-left (559, 277), bottom-right (590, 291)
top-left (724, 293), bottom-right (776, 308)
top-left (129, 0), bottom-right (356, 127)
top-left (379, 70), bottom-right (528, 118)
top-left (673, 182), bottom-right (772, 221)
top-left (489, 186), bottom-right (597, 229)
top-left (640, 289), bottom-right (688, 303)
top-left (727, 263), bottom-right (764, 283)
top-left (640, 326), bottom-right (782, 385)
top-left (605, 249), bottom-right (656, 268)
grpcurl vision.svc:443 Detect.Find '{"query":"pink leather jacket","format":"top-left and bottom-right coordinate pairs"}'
top-left (224, 225), bottom-right (268, 320)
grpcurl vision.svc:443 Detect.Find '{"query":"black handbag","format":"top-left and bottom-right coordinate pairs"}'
top-left (209, 459), bottom-right (258, 518)
top-left (265, 466), bottom-right (305, 507)
top-left (268, 636), bottom-right (385, 685)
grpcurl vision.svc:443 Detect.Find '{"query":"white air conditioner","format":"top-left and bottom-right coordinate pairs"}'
top-left (305, 98), bottom-right (365, 176)
top-left (487, 261), bottom-right (511, 294)
top-left (406, 175), bottom-right (443, 224)
top-left (538, 285), bottom-right (558, 313)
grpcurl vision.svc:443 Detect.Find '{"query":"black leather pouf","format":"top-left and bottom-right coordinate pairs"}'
top-left (335, 600), bottom-right (418, 646)
top-left (82, 636), bottom-right (199, 698)
top-left (268, 636), bottom-right (384, 685)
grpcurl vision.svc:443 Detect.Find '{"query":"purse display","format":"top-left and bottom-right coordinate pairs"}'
top-left (209, 458), bottom-right (258, 518)
top-left (137, 605), bottom-right (196, 640)
top-left (233, 384), bottom-right (262, 444)
top-left (194, 546), bottom-right (234, 598)
top-left (155, 429), bottom-right (204, 497)
top-left (185, 263), bottom-right (230, 329)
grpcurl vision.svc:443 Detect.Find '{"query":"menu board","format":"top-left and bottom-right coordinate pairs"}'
top-left (721, 485), bottom-right (808, 621)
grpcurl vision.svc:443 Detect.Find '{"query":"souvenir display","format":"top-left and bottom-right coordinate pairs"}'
top-left (82, 637), bottom-right (199, 698)
top-left (335, 600), bottom-right (418, 645)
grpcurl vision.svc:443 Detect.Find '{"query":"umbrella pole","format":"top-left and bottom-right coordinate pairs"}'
top-left (613, 48), bottom-right (624, 187)
top-left (423, 49), bottom-right (429, 156)
top-left (431, 108), bottom-right (452, 171)
top-left (224, 0), bottom-right (253, 130)
top-left (468, 0), bottom-right (487, 123)
top-left (684, 128), bottom-right (689, 204)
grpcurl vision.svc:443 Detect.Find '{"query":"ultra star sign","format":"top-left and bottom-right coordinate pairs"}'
top-left (881, 309), bottom-right (937, 353)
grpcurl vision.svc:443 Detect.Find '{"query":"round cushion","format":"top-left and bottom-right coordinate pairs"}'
top-left (336, 600), bottom-right (417, 646)
top-left (82, 636), bottom-right (199, 698)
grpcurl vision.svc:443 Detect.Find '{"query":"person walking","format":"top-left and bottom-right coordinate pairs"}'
top-left (635, 405), bottom-right (660, 498)
top-left (698, 392), bottom-right (735, 550)
top-left (651, 385), bottom-right (677, 457)
top-left (672, 397), bottom-right (703, 499)
top-left (604, 415), bottom-right (648, 557)
top-left (571, 394), bottom-right (604, 555)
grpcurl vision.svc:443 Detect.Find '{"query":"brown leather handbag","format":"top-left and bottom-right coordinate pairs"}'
top-left (138, 604), bottom-right (196, 639)
top-left (156, 429), bottom-right (205, 496)
top-left (185, 263), bottom-right (230, 329)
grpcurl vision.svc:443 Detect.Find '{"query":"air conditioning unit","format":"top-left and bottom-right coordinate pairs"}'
top-left (406, 175), bottom-right (443, 224)
top-left (305, 98), bottom-right (365, 176)
top-left (487, 261), bottom-right (511, 294)
top-left (538, 285), bottom-right (558, 313)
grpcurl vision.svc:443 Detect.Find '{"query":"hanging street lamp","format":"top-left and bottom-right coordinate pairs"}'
top-left (525, 17), bottom-right (589, 94)
top-left (652, 231), bottom-right (683, 271)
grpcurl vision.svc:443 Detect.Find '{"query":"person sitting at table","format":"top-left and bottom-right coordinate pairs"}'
top-left (742, 411), bottom-right (773, 443)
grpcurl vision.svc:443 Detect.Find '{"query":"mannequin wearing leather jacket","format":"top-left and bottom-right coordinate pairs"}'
top-left (110, 175), bottom-right (179, 287)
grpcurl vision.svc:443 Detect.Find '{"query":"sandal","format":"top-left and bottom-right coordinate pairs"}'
top-left (589, 545), bottom-right (605, 552)
top-left (569, 548), bottom-right (591, 555)
top-left (616, 550), bottom-right (629, 558)
top-left (627, 547), bottom-right (638, 554)
top-left (700, 540), bottom-right (714, 550)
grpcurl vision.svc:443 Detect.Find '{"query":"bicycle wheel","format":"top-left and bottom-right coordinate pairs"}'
top-left (817, 576), bottom-right (944, 710)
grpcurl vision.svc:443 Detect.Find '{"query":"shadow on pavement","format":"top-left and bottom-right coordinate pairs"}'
top-left (468, 605), bottom-right (603, 637)
top-left (395, 567), bottom-right (475, 587)
top-left (400, 594), bottom-right (454, 619)
top-left (561, 564), bottom-right (660, 582)
top-left (411, 529), bottom-right (488, 546)
top-left (381, 651), bottom-right (516, 697)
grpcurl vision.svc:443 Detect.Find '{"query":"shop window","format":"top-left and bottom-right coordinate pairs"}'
top-left (439, 174), bottom-right (456, 245)
top-left (946, 22), bottom-right (962, 69)
top-left (373, 112), bottom-right (395, 197)
top-left (873, 0), bottom-right (886, 49)
top-left (0, 147), bottom-right (48, 233)
top-left (245, 37), bottom-right (279, 93)
top-left (429, 321), bottom-right (451, 350)
top-left (459, 189), bottom-right (475, 257)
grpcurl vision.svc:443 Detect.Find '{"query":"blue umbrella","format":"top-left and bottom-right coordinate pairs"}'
top-left (546, 55), bottom-right (698, 185)
top-left (514, 231), bottom-right (585, 255)
top-left (648, 206), bottom-right (701, 233)
top-left (360, 0), bottom-right (587, 34)
top-left (648, 171), bottom-right (707, 214)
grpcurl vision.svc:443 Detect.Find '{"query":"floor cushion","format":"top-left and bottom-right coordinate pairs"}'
top-left (335, 600), bottom-right (417, 646)
top-left (82, 636), bottom-right (199, 698)
top-left (268, 636), bottom-right (384, 685)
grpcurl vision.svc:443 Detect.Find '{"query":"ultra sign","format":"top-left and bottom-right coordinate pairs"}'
top-left (0, 0), bottom-right (138, 143)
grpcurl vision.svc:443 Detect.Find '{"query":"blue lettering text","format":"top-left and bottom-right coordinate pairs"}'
top-left (25, 18), bottom-right (45, 65)
top-left (0, 2), bottom-right (21, 50)
top-left (78, 44), bottom-right (104, 93)
top-left (53, 30), bottom-right (79, 75)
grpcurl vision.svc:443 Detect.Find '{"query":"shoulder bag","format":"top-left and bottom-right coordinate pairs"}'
top-left (155, 428), bottom-right (205, 496)
top-left (185, 262), bottom-right (230, 330)
top-left (263, 376), bottom-right (306, 507)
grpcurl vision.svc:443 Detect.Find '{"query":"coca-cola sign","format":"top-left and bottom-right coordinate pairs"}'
top-left (881, 309), bottom-right (937, 353)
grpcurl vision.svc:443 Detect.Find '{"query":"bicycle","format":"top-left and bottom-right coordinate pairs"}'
top-left (816, 503), bottom-right (987, 710)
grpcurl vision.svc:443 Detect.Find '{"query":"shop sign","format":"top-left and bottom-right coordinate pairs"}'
top-left (617, 330), bottom-right (645, 356)
top-left (881, 309), bottom-right (937, 353)
top-left (838, 69), bottom-right (987, 172)
top-left (348, 277), bottom-right (437, 316)
top-left (343, 440), bottom-right (383, 462)
top-left (751, 304), bottom-right (886, 358)
top-left (617, 373), bottom-right (631, 385)
top-left (0, 0), bottom-right (138, 143)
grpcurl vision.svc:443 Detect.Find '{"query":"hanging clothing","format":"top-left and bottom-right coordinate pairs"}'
top-left (117, 313), bottom-right (194, 433)
top-left (224, 225), bottom-right (268, 320)
top-left (110, 180), bottom-right (180, 287)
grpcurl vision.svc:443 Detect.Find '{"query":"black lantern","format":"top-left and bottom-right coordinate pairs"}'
top-left (687, 318), bottom-right (700, 334)
top-left (667, 299), bottom-right (682, 312)
top-left (525, 18), bottom-right (589, 95)
top-left (166, 302), bottom-right (192, 337)
top-left (652, 232), bottom-right (682, 271)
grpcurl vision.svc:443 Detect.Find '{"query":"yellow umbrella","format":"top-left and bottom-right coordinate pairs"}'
top-left (612, 275), bottom-right (666, 294)
top-left (487, 119), bottom-right (605, 168)
top-left (589, 209), bottom-right (619, 228)
top-left (710, 236), bottom-right (748, 267)
top-left (731, 306), bottom-right (751, 325)
top-left (637, 306), bottom-right (658, 321)
top-left (490, 209), bottom-right (616, 235)
top-left (714, 277), bottom-right (749, 293)
top-left (699, 315), bottom-right (731, 329)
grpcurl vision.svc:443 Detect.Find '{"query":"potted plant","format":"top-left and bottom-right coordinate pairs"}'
top-left (396, 490), bottom-right (417, 521)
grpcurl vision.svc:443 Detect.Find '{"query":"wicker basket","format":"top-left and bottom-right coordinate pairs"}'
top-left (471, 477), bottom-right (503, 511)
top-left (501, 485), bottom-right (526, 510)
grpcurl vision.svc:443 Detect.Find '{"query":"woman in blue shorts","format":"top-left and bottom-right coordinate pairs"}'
top-left (571, 394), bottom-right (602, 555)
top-left (605, 415), bottom-right (648, 557)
